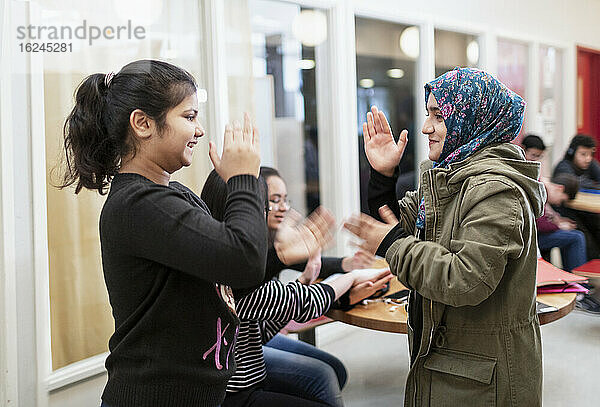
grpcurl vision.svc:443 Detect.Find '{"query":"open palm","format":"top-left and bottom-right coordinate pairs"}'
top-left (362, 106), bottom-right (408, 177)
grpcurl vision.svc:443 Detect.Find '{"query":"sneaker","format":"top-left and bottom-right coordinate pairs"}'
top-left (575, 294), bottom-right (600, 315)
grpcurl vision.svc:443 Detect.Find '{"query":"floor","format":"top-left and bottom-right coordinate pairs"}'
top-left (313, 308), bottom-right (600, 406)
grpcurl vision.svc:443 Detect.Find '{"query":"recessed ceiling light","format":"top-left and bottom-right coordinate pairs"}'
top-left (359, 78), bottom-right (375, 88)
top-left (386, 68), bottom-right (405, 79)
top-left (298, 59), bottom-right (316, 70)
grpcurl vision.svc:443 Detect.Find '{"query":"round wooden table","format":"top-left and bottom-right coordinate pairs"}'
top-left (566, 191), bottom-right (600, 213)
top-left (327, 278), bottom-right (577, 334)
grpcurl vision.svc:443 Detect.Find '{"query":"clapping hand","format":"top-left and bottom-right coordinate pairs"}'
top-left (362, 106), bottom-right (408, 177)
top-left (275, 207), bottom-right (336, 265)
top-left (341, 249), bottom-right (376, 271)
top-left (344, 205), bottom-right (399, 254)
top-left (209, 112), bottom-right (261, 181)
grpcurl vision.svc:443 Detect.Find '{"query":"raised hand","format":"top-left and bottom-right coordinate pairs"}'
top-left (343, 210), bottom-right (397, 254)
top-left (274, 207), bottom-right (336, 265)
top-left (209, 112), bottom-right (261, 181)
top-left (362, 106), bottom-right (408, 177)
top-left (341, 248), bottom-right (376, 271)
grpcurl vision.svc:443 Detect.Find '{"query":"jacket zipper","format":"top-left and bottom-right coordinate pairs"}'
top-left (413, 173), bottom-right (438, 406)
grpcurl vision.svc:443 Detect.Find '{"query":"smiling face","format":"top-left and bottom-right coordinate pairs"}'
top-left (422, 93), bottom-right (448, 161)
top-left (151, 93), bottom-right (204, 173)
top-left (266, 175), bottom-right (289, 231)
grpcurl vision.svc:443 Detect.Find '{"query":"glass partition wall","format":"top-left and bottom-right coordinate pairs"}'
top-left (355, 18), bottom-right (419, 212)
top-left (42, 0), bottom-right (209, 370)
top-left (226, 0), bottom-right (328, 216)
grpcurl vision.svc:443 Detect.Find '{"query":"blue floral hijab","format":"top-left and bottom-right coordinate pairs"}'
top-left (415, 67), bottom-right (526, 230)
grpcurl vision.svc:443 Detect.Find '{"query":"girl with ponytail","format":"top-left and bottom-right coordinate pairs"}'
top-left (60, 59), bottom-right (291, 407)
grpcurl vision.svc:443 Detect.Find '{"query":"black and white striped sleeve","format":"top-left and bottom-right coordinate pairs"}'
top-left (237, 280), bottom-right (335, 323)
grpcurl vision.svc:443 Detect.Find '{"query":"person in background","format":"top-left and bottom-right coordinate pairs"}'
top-left (201, 170), bottom-right (393, 406)
top-left (521, 136), bottom-right (588, 271)
top-left (537, 174), bottom-right (586, 272)
top-left (552, 134), bottom-right (600, 260)
top-left (522, 134), bottom-right (546, 162)
top-left (553, 134), bottom-right (600, 189)
top-left (253, 166), bottom-right (378, 405)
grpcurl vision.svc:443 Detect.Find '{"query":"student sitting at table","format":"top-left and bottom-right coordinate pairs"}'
top-left (552, 135), bottom-right (600, 260)
top-left (520, 135), bottom-right (588, 270)
top-left (201, 170), bottom-right (393, 407)
top-left (537, 174), bottom-right (587, 272)
top-left (522, 134), bottom-right (547, 162)
top-left (553, 133), bottom-right (600, 189)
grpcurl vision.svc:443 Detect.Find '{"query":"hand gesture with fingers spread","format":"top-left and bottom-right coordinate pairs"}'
top-left (275, 207), bottom-right (336, 265)
top-left (343, 205), bottom-right (399, 254)
top-left (341, 248), bottom-right (376, 271)
top-left (209, 112), bottom-right (261, 181)
top-left (363, 106), bottom-right (408, 177)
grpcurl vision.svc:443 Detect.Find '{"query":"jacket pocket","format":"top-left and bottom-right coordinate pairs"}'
top-left (424, 348), bottom-right (497, 407)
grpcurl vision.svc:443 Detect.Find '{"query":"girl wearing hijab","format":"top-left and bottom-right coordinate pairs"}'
top-left (344, 67), bottom-right (546, 406)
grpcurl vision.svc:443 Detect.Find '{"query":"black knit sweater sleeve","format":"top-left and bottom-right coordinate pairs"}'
top-left (266, 247), bottom-right (344, 277)
top-left (103, 174), bottom-right (267, 288)
top-left (368, 167), bottom-right (401, 221)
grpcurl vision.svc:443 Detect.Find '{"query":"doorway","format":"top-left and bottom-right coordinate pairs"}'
top-left (577, 46), bottom-right (600, 160)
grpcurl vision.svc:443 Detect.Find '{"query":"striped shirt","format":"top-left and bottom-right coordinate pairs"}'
top-left (226, 280), bottom-right (336, 392)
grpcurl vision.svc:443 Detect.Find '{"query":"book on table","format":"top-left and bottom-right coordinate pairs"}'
top-left (536, 258), bottom-right (588, 287)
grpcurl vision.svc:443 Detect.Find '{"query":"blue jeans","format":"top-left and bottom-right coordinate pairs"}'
top-left (538, 230), bottom-right (587, 272)
top-left (263, 334), bottom-right (347, 407)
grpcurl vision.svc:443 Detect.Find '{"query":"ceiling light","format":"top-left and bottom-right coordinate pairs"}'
top-left (399, 26), bottom-right (419, 59)
top-left (386, 68), bottom-right (405, 79)
top-left (359, 78), bottom-right (375, 88)
top-left (292, 10), bottom-right (328, 47)
top-left (466, 40), bottom-right (479, 65)
top-left (298, 59), bottom-right (316, 70)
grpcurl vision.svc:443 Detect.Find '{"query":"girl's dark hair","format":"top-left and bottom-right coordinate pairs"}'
top-left (60, 59), bottom-right (197, 194)
top-left (201, 169), bottom-right (269, 222)
top-left (259, 166), bottom-right (283, 182)
top-left (564, 133), bottom-right (596, 161)
top-left (522, 134), bottom-right (546, 151)
top-left (552, 173), bottom-right (580, 200)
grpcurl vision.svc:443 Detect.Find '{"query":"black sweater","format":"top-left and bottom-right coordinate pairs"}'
top-left (99, 173), bottom-right (267, 407)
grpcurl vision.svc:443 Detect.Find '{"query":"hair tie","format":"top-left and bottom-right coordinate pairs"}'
top-left (104, 72), bottom-right (115, 88)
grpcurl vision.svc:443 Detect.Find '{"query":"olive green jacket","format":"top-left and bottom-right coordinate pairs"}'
top-left (386, 143), bottom-right (546, 407)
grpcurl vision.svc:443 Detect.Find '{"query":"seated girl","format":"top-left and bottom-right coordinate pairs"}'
top-left (201, 170), bottom-right (392, 406)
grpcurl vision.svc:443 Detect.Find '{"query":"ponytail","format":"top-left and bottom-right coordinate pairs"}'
top-left (59, 59), bottom-right (197, 194)
top-left (61, 73), bottom-right (121, 194)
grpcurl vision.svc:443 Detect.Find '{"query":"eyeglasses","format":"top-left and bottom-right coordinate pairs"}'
top-left (268, 198), bottom-right (291, 211)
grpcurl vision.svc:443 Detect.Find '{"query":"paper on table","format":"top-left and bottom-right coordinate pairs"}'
top-left (536, 258), bottom-right (588, 287)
